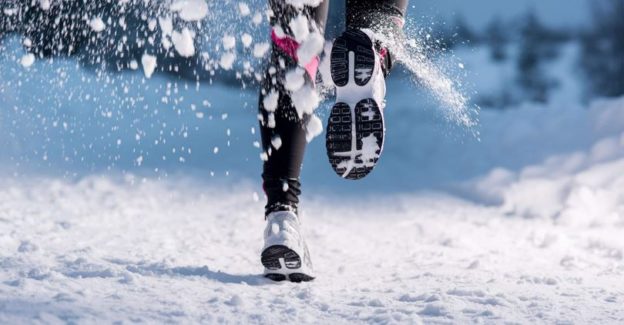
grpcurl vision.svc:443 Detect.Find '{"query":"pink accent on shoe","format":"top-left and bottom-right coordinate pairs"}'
top-left (378, 47), bottom-right (388, 61)
top-left (271, 29), bottom-right (319, 84)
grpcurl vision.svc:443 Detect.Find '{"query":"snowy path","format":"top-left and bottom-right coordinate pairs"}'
top-left (1, 176), bottom-right (622, 324)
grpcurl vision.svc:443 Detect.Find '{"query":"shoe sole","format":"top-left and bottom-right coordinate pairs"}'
top-left (261, 245), bottom-right (315, 283)
top-left (327, 29), bottom-right (385, 180)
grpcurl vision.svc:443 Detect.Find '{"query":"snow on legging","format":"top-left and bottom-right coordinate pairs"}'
top-left (259, 0), bottom-right (408, 216)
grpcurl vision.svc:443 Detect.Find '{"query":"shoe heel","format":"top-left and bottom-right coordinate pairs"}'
top-left (261, 245), bottom-right (302, 270)
top-left (262, 245), bottom-right (315, 282)
top-left (326, 99), bottom-right (384, 180)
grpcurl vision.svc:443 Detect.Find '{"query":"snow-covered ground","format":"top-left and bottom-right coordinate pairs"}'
top-left (1, 142), bottom-right (623, 323)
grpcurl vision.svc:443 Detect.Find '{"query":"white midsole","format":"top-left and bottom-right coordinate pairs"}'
top-left (263, 262), bottom-right (314, 277)
top-left (335, 48), bottom-right (384, 105)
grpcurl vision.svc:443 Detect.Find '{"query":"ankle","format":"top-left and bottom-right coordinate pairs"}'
top-left (265, 202), bottom-right (298, 218)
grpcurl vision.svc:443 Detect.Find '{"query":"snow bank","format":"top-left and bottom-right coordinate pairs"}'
top-left (468, 97), bottom-right (624, 224)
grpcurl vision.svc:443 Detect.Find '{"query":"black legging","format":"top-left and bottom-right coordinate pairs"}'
top-left (259, 0), bottom-right (408, 215)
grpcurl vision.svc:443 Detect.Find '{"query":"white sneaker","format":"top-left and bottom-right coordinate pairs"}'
top-left (261, 211), bottom-right (314, 282)
top-left (326, 29), bottom-right (388, 180)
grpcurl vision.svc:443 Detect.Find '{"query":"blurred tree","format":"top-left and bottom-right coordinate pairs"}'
top-left (21, 0), bottom-right (89, 57)
top-left (581, 0), bottom-right (624, 98)
top-left (453, 15), bottom-right (478, 46)
top-left (429, 19), bottom-right (455, 50)
top-left (516, 10), bottom-right (558, 103)
top-left (0, 1), bottom-right (20, 40)
top-left (484, 17), bottom-right (508, 62)
top-left (0, 1), bottom-right (242, 85)
top-left (419, 17), bottom-right (472, 50)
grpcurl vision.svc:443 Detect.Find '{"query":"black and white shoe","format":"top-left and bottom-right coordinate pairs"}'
top-left (326, 29), bottom-right (389, 180)
top-left (261, 211), bottom-right (314, 282)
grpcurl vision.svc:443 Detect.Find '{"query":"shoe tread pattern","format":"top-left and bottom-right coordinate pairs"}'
top-left (262, 245), bottom-right (314, 283)
top-left (330, 29), bottom-right (375, 87)
top-left (326, 99), bottom-right (384, 180)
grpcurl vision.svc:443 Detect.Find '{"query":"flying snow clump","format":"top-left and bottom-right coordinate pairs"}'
top-left (289, 14), bottom-right (310, 43)
top-left (170, 0), bottom-right (208, 22)
top-left (220, 52), bottom-right (236, 70)
top-left (262, 90), bottom-right (279, 112)
top-left (285, 69), bottom-right (305, 91)
top-left (141, 53), bottom-right (157, 78)
top-left (222, 35), bottom-right (236, 50)
top-left (238, 2), bottom-right (251, 16)
top-left (285, 0), bottom-right (323, 9)
top-left (39, 0), bottom-right (51, 10)
top-left (20, 53), bottom-right (35, 68)
top-left (253, 42), bottom-right (270, 58)
top-left (291, 86), bottom-right (320, 118)
top-left (89, 17), bottom-right (106, 32)
top-left (306, 114), bottom-right (323, 142)
top-left (297, 31), bottom-right (324, 65)
top-left (241, 33), bottom-right (253, 48)
top-left (172, 28), bottom-right (195, 57)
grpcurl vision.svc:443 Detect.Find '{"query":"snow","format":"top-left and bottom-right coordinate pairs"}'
top-left (296, 31), bottom-right (324, 66)
top-left (0, 168), bottom-right (622, 323)
top-left (141, 53), bottom-right (157, 78)
top-left (465, 97), bottom-right (624, 222)
top-left (252, 42), bottom-right (270, 58)
top-left (222, 35), bottom-right (236, 51)
top-left (39, 0), bottom-right (51, 11)
top-left (19, 53), bottom-right (35, 68)
top-left (2, 8), bottom-right (18, 16)
top-left (2, 72), bottom-right (622, 321)
top-left (241, 33), bottom-right (253, 48)
top-left (289, 14), bottom-right (310, 43)
top-left (88, 17), bottom-right (106, 33)
top-left (266, 113), bottom-right (276, 128)
top-left (305, 114), bottom-right (323, 142)
top-left (143, 19), bottom-right (154, 32)
top-left (290, 85), bottom-right (320, 118)
top-left (359, 134), bottom-right (381, 166)
top-left (262, 90), bottom-right (279, 113)
top-left (252, 12), bottom-right (263, 25)
top-left (318, 42), bottom-right (334, 87)
top-left (170, 0), bottom-right (208, 22)
top-left (158, 16), bottom-right (173, 36)
top-left (271, 135), bottom-right (282, 150)
top-left (238, 2), bottom-right (250, 16)
top-left (285, 0), bottom-right (324, 10)
top-left (171, 28), bottom-right (195, 57)
top-left (376, 30), bottom-right (477, 129)
top-left (158, 16), bottom-right (174, 50)
top-left (219, 52), bottom-right (236, 70)
top-left (285, 68), bottom-right (305, 91)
